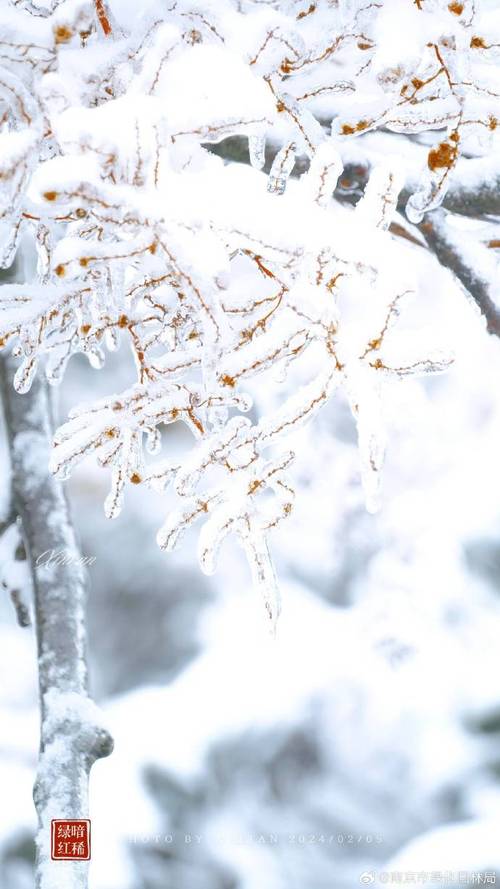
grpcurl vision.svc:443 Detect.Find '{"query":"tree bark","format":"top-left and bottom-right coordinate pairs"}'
top-left (419, 211), bottom-right (500, 339)
top-left (0, 352), bottom-right (113, 889)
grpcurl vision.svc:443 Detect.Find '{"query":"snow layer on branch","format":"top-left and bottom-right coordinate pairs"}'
top-left (147, 44), bottom-right (275, 141)
top-left (0, 0), bottom-right (495, 623)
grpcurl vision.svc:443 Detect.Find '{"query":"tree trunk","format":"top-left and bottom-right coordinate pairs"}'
top-left (0, 352), bottom-right (113, 889)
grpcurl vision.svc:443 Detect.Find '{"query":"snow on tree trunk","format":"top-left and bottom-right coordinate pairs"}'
top-left (0, 351), bottom-right (113, 889)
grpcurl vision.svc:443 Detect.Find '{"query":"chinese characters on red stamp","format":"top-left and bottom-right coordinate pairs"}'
top-left (51, 820), bottom-right (90, 860)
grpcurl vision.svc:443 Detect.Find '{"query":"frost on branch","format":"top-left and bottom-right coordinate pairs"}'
top-left (3, 0), bottom-right (491, 628)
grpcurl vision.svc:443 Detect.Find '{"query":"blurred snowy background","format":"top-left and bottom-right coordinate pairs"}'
top-left (1, 166), bottom-right (500, 889)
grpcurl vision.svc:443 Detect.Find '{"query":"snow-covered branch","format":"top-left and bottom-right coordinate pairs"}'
top-left (420, 209), bottom-right (500, 338)
top-left (0, 350), bottom-right (113, 889)
top-left (0, 0), bottom-right (498, 622)
top-left (211, 144), bottom-right (500, 334)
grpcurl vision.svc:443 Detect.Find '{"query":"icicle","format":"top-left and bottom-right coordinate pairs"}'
top-left (51, 463), bottom-right (72, 482)
top-left (104, 466), bottom-right (126, 519)
top-left (242, 529), bottom-right (281, 634)
top-left (198, 505), bottom-right (235, 576)
top-left (301, 142), bottom-right (343, 208)
top-left (0, 221), bottom-right (22, 271)
top-left (406, 179), bottom-right (446, 225)
top-left (157, 491), bottom-right (224, 551)
top-left (248, 134), bottom-right (266, 170)
top-left (105, 327), bottom-right (120, 352)
top-left (14, 355), bottom-right (38, 394)
top-left (356, 160), bottom-right (404, 230)
top-left (86, 347), bottom-right (106, 370)
top-left (145, 426), bottom-right (162, 455)
top-left (46, 352), bottom-right (71, 386)
top-left (347, 372), bottom-right (387, 515)
top-left (267, 142), bottom-right (296, 195)
top-left (157, 506), bottom-right (193, 551)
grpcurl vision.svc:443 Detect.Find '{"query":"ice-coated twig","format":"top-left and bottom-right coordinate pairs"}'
top-left (0, 0), bottom-right (497, 630)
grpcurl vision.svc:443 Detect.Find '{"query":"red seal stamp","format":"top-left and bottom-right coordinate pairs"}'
top-left (51, 820), bottom-right (90, 860)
